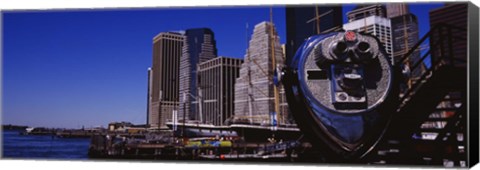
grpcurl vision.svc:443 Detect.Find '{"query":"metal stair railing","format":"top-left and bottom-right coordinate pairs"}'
top-left (396, 23), bottom-right (467, 111)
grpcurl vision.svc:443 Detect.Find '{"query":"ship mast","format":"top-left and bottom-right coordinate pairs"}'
top-left (315, 6), bottom-right (321, 34)
top-left (270, 7), bottom-right (281, 126)
top-left (246, 23), bottom-right (254, 124)
top-left (307, 7), bottom-right (333, 34)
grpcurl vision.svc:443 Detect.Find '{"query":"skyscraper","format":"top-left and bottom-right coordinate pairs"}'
top-left (285, 5), bottom-right (343, 64)
top-left (390, 13), bottom-right (423, 78)
top-left (429, 3), bottom-right (468, 62)
top-left (386, 3), bottom-right (409, 18)
top-left (146, 67), bottom-right (151, 125)
top-left (178, 28), bottom-right (217, 122)
top-left (390, 14), bottom-right (418, 59)
top-left (149, 32), bottom-right (185, 129)
top-left (347, 4), bottom-right (387, 22)
top-left (197, 57), bottom-right (243, 126)
top-left (233, 21), bottom-right (288, 125)
top-left (344, 5), bottom-right (393, 61)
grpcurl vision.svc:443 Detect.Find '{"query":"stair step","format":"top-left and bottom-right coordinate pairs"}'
top-left (426, 118), bottom-right (452, 121)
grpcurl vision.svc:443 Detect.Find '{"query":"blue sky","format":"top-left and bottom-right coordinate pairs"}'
top-left (2, 7), bottom-right (286, 128)
top-left (3, 3), bottom-right (443, 128)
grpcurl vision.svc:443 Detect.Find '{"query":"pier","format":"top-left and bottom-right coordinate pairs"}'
top-left (87, 131), bottom-right (313, 162)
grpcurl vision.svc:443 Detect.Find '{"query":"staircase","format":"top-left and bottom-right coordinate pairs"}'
top-left (366, 24), bottom-right (468, 167)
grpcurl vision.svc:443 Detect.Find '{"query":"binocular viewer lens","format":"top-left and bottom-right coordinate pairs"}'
top-left (357, 41), bottom-right (371, 53)
top-left (333, 41), bottom-right (348, 56)
top-left (324, 39), bottom-right (375, 64)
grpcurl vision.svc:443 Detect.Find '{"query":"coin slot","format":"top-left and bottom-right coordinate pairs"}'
top-left (307, 69), bottom-right (328, 80)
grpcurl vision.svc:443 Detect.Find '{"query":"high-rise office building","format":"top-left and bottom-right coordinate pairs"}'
top-left (178, 28), bottom-right (217, 122)
top-left (347, 4), bottom-right (387, 22)
top-left (197, 57), bottom-right (243, 126)
top-left (390, 12), bottom-right (418, 60)
top-left (146, 67), bottom-right (152, 125)
top-left (149, 32), bottom-right (185, 129)
top-left (233, 21), bottom-right (289, 125)
top-left (344, 5), bottom-right (393, 60)
top-left (285, 5), bottom-right (343, 64)
top-left (386, 3), bottom-right (409, 18)
top-left (429, 3), bottom-right (468, 62)
top-left (391, 13), bottom-right (423, 77)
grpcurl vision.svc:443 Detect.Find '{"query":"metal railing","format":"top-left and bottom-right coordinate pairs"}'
top-left (396, 23), bottom-right (467, 109)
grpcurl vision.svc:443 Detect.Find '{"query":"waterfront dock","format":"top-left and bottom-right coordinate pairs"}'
top-left (88, 132), bottom-right (312, 161)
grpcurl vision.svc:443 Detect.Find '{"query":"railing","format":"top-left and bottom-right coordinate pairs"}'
top-left (396, 23), bottom-right (467, 110)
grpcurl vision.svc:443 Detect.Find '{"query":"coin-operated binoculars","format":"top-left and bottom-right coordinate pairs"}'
top-left (281, 31), bottom-right (400, 161)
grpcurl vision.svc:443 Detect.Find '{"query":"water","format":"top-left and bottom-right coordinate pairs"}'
top-left (2, 130), bottom-right (91, 160)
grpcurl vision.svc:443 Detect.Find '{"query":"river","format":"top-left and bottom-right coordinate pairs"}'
top-left (2, 130), bottom-right (90, 160)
